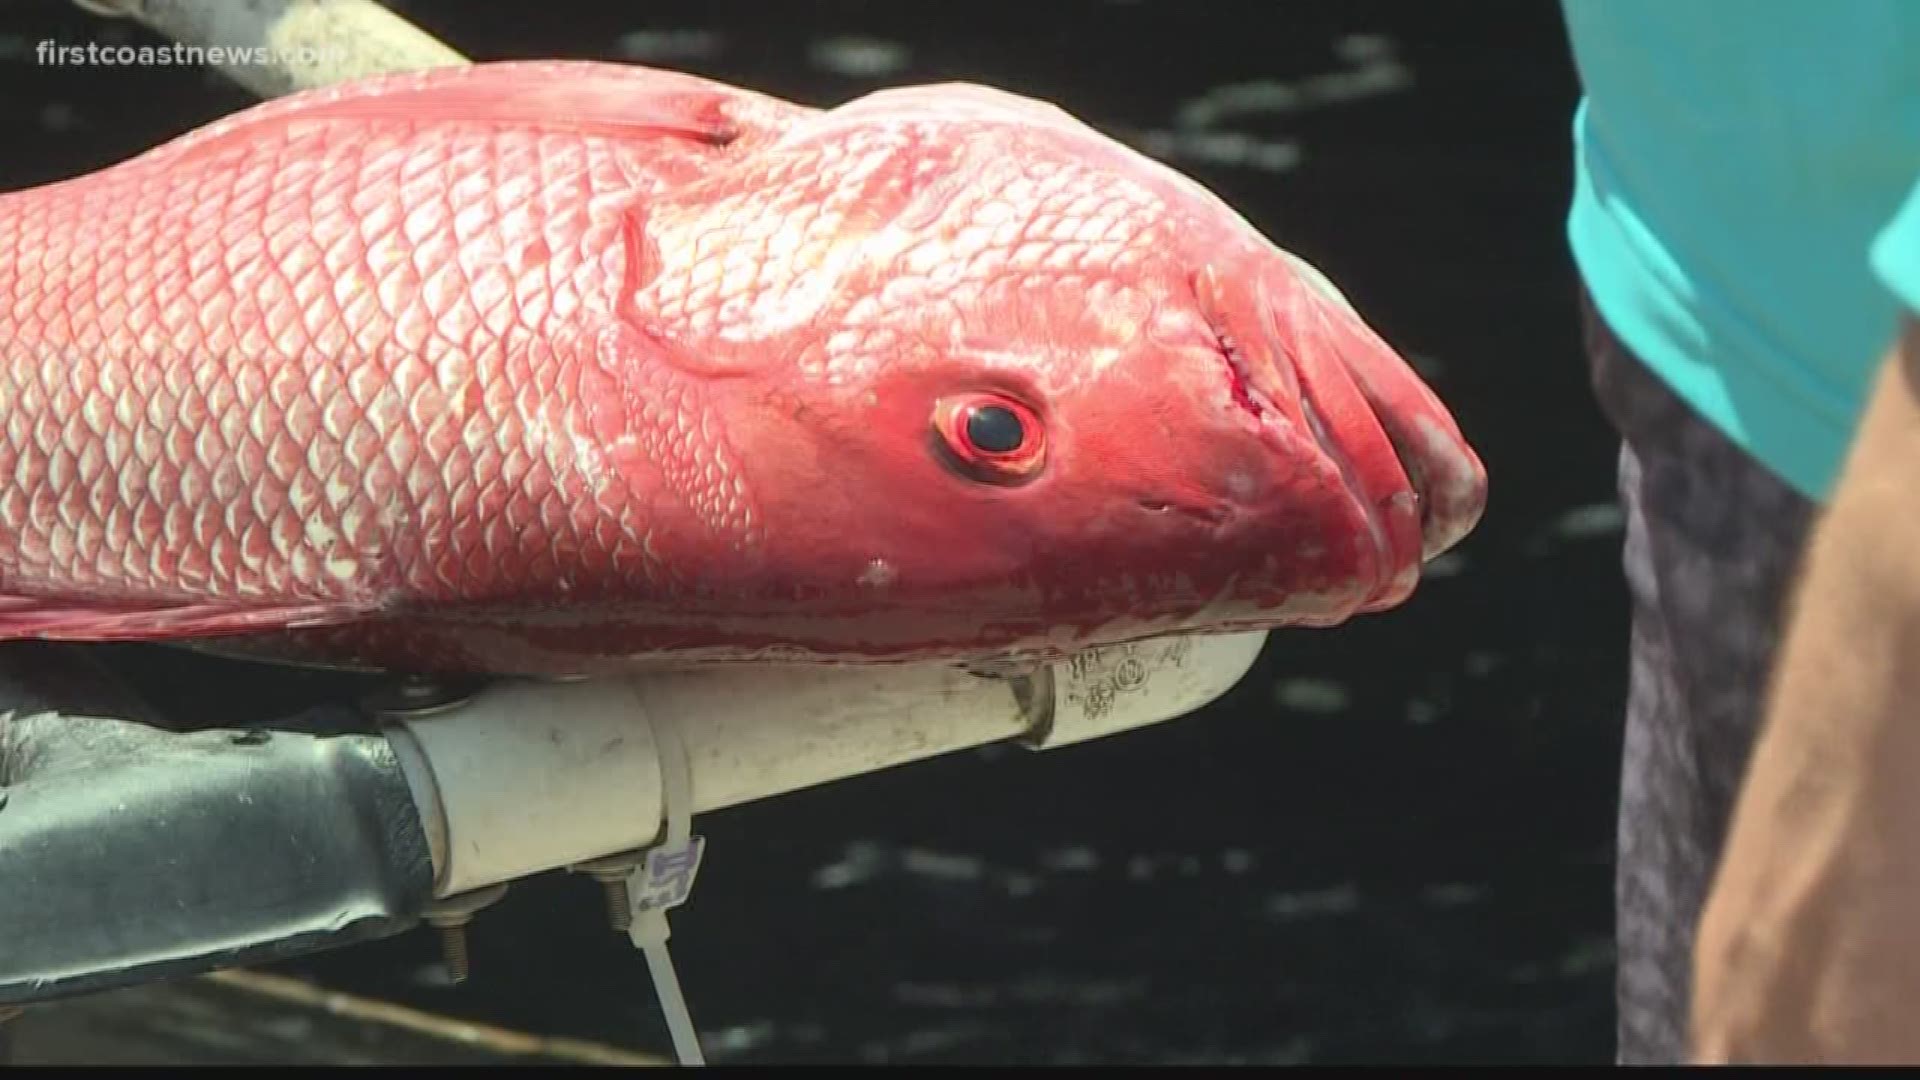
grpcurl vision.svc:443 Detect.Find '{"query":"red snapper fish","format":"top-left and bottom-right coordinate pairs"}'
top-left (0, 61), bottom-right (1486, 676)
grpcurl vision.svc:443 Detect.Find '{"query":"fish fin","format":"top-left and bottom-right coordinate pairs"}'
top-left (144, 60), bottom-right (801, 169)
top-left (0, 595), bottom-right (377, 642)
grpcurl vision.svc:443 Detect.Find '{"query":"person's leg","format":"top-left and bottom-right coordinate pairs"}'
top-left (1581, 299), bottom-right (1818, 1064)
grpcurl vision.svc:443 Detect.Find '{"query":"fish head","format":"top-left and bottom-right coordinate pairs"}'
top-left (673, 83), bottom-right (1486, 656)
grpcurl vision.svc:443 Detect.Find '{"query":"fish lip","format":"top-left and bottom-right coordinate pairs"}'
top-left (1260, 261), bottom-right (1486, 567)
top-left (1220, 341), bottom-right (1391, 586)
top-left (1219, 278), bottom-right (1401, 612)
top-left (1283, 388), bottom-right (1399, 609)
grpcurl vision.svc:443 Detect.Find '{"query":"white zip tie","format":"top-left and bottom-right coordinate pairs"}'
top-left (627, 708), bottom-right (706, 1066)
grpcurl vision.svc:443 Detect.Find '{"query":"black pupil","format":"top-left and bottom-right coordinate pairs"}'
top-left (965, 405), bottom-right (1024, 454)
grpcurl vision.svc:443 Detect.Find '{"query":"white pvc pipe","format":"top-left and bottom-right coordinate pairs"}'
top-left (382, 632), bottom-right (1267, 898)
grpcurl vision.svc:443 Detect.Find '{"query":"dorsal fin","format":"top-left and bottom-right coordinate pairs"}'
top-left (136, 60), bottom-right (804, 170)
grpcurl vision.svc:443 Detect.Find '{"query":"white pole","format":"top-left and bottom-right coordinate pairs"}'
top-left (383, 633), bottom-right (1269, 899)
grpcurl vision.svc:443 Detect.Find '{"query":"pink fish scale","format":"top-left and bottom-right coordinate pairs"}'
top-left (0, 101), bottom-right (678, 616)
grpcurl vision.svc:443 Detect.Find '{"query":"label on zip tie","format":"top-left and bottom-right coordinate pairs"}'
top-left (633, 835), bottom-right (706, 914)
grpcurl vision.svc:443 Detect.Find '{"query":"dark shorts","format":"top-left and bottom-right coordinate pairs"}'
top-left (1582, 299), bottom-right (1818, 1064)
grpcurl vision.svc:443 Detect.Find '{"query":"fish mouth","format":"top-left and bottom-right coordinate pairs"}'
top-left (1198, 262), bottom-right (1488, 612)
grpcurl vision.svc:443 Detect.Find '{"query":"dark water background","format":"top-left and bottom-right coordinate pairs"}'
top-left (0, 0), bottom-right (1625, 1064)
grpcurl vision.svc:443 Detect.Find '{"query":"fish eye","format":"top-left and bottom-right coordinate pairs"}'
top-left (931, 393), bottom-right (1046, 484)
top-left (965, 404), bottom-right (1025, 454)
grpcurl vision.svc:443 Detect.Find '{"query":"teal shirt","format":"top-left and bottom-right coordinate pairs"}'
top-left (1561, 0), bottom-right (1920, 500)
